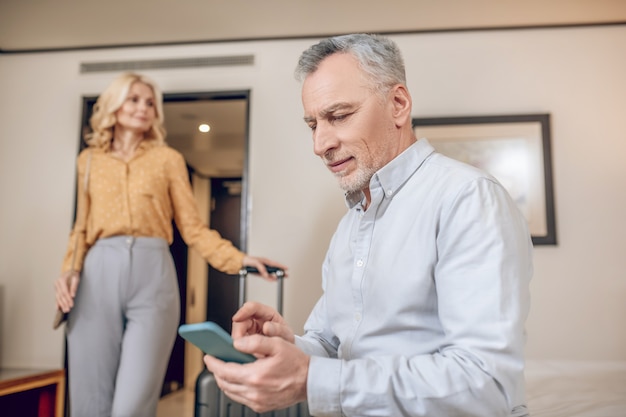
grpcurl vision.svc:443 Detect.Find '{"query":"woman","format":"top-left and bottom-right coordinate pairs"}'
top-left (54, 72), bottom-right (286, 417)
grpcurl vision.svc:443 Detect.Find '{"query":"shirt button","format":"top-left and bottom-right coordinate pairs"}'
top-left (387, 189), bottom-right (394, 196)
top-left (356, 259), bottom-right (364, 267)
top-left (354, 312), bottom-right (362, 322)
top-left (126, 237), bottom-right (133, 245)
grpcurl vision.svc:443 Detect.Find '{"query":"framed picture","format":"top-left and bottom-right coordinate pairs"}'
top-left (413, 114), bottom-right (556, 245)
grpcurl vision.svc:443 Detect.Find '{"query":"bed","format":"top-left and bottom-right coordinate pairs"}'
top-left (525, 360), bottom-right (626, 416)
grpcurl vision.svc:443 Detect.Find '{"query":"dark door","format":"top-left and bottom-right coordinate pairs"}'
top-left (206, 178), bottom-right (243, 333)
top-left (162, 177), bottom-right (242, 395)
top-left (161, 225), bottom-right (187, 395)
top-left (161, 174), bottom-right (191, 396)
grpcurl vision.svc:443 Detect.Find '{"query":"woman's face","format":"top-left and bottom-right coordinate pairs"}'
top-left (115, 81), bottom-right (157, 134)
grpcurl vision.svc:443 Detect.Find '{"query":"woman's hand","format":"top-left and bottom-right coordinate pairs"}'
top-left (242, 255), bottom-right (288, 281)
top-left (54, 270), bottom-right (80, 313)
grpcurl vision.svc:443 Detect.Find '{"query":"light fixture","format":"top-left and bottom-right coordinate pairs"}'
top-left (198, 123), bottom-right (211, 133)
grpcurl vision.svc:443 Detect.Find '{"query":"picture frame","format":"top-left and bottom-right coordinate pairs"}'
top-left (413, 114), bottom-right (556, 245)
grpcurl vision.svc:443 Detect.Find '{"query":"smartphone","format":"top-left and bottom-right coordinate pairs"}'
top-left (178, 321), bottom-right (256, 364)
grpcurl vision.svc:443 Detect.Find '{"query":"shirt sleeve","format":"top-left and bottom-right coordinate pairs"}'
top-left (300, 178), bottom-right (532, 417)
top-left (60, 150), bottom-right (92, 273)
top-left (166, 150), bottom-right (245, 274)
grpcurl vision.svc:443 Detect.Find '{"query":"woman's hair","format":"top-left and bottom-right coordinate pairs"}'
top-left (85, 72), bottom-right (166, 148)
top-left (294, 33), bottom-right (406, 96)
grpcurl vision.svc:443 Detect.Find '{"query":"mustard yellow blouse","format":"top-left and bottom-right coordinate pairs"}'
top-left (61, 141), bottom-right (244, 274)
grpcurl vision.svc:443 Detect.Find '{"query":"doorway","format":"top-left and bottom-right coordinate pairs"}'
top-left (76, 90), bottom-right (250, 397)
top-left (161, 91), bottom-right (249, 394)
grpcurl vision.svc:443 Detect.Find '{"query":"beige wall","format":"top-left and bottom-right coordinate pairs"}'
top-left (1, 25), bottom-right (625, 369)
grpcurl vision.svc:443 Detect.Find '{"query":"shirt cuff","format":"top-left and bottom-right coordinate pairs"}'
top-left (307, 356), bottom-right (342, 417)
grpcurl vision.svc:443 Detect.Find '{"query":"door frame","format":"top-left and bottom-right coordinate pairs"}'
top-left (162, 91), bottom-right (250, 389)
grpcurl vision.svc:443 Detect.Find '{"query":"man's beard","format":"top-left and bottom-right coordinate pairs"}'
top-left (324, 150), bottom-right (381, 194)
top-left (335, 164), bottom-right (377, 193)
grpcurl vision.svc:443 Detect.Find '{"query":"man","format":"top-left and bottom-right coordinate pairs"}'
top-left (204, 33), bottom-right (532, 417)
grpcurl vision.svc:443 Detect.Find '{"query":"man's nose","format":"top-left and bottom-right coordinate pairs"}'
top-left (313, 124), bottom-right (338, 157)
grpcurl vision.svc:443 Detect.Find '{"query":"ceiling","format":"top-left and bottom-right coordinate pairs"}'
top-left (4, 0), bottom-right (624, 177)
top-left (1, 1), bottom-right (624, 53)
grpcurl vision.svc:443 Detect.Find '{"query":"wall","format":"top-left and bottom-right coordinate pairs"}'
top-left (0, 25), bottom-right (624, 369)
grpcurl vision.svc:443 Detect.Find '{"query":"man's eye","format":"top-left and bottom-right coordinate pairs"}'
top-left (330, 114), bottom-right (348, 123)
top-left (308, 123), bottom-right (317, 131)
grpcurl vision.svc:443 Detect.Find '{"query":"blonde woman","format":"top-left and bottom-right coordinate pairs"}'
top-left (54, 72), bottom-right (286, 417)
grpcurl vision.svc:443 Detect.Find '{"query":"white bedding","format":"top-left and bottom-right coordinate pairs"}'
top-left (525, 360), bottom-right (626, 417)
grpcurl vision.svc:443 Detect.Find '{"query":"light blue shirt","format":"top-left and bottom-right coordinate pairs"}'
top-left (296, 139), bottom-right (533, 417)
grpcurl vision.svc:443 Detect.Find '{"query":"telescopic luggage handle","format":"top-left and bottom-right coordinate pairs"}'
top-left (242, 266), bottom-right (285, 276)
top-left (238, 266), bottom-right (285, 314)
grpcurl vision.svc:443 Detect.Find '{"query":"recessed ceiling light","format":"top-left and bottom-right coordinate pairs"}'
top-left (198, 123), bottom-right (211, 133)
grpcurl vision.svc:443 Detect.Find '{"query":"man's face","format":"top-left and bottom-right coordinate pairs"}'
top-left (302, 53), bottom-right (398, 194)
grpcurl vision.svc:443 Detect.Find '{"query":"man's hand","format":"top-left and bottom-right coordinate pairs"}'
top-left (231, 302), bottom-right (295, 343)
top-left (204, 334), bottom-right (309, 413)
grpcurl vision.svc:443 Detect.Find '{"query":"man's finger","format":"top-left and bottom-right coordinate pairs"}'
top-left (233, 334), bottom-right (279, 357)
top-left (233, 302), bottom-right (279, 322)
top-left (262, 322), bottom-right (294, 342)
top-left (203, 354), bottom-right (224, 372)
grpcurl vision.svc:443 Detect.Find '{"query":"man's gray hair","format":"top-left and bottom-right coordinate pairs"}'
top-left (294, 33), bottom-right (406, 94)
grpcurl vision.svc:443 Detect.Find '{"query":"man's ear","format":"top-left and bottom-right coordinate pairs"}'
top-left (390, 84), bottom-right (412, 128)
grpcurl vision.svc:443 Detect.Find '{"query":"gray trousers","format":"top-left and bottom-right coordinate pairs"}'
top-left (67, 236), bottom-right (181, 417)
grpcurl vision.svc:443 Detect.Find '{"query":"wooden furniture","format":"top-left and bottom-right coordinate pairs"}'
top-left (0, 368), bottom-right (65, 417)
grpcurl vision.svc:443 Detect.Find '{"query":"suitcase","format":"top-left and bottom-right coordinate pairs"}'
top-left (194, 266), bottom-right (312, 417)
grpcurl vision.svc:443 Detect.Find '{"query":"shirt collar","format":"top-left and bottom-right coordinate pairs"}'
top-left (103, 137), bottom-right (159, 156)
top-left (344, 139), bottom-right (435, 209)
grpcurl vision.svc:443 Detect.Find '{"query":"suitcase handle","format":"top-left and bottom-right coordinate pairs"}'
top-left (242, 265), bottom-right (285, 277)
top-left (238, 265), bottom-right (285, 314)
